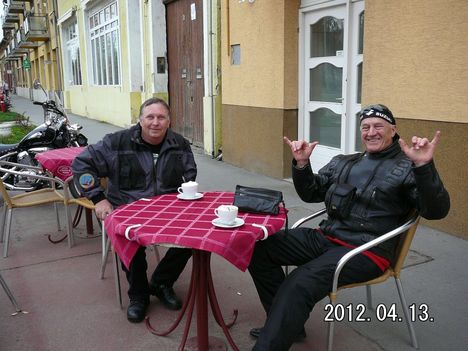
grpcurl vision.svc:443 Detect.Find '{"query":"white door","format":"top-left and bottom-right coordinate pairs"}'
top-left (299, 1), bottom-right (365, 172)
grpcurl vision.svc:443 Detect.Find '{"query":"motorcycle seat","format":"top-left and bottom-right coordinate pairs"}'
top-left (0, 144), bottom-right (19, 153)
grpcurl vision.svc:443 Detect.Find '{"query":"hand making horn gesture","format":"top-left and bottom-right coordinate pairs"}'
top-left (398, 131), bottom-right (441, 167)
top-left (283, 136), bottom-right (319, 168)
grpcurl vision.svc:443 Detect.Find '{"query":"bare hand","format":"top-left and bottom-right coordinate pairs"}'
top-left (398, 131), bottom-right (441, 167)
top-left (283, 136), bottom-right (319, 167)
top-left (95, 199), bottom-right (113, 220)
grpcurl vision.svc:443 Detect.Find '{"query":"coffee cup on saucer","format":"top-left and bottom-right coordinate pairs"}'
top-left (177, 181), bottom-right (199, 198)
top-left (214, 205), bottom-right (238, 225)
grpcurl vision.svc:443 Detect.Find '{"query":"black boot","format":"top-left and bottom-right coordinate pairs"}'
top-left (149, 283), bottom-right (182, 310)
top-left (127, 299), bottom-right (149, 323)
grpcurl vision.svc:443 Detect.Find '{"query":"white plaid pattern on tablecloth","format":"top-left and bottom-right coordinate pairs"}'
top-left (105, 191), bottom-right (287, 271)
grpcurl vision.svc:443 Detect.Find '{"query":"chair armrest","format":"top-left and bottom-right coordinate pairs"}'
top-left (330, 212), bottom-right (419, 296)
top-left (0, 159), bottom-right (43, 172)
top-left (291, 208), bottom-right (327, 229)
top-left (0, 165), bottom-right (65, 188)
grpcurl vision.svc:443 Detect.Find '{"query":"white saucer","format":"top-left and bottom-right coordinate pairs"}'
top-left (212, 217), bottom-right (245, 228)
top-left (177, 192), bottom-right (204, 200)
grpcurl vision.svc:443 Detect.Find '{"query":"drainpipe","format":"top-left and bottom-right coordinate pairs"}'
top-left (208, 0), bottom-right (220, 159)
top-left (27, 53), bottom-right (33, 100)
top-left (52, 0), bottom-right (63, 102)
top-left (208, 0), bottom-right (215, 157)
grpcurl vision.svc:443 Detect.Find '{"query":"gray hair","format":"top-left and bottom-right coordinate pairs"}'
top-left (139, 97), bottom-right (170, 119)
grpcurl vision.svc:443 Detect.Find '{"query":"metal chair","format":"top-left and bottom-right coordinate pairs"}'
top-left (101, 222), bottom-right (161, 308)
top-left (0, 164), bottom-right (72, 257)
top-left (64, 176), bottom-right (107, 248)
top-left (290, 209), bottom-right (420, 350)
top-left (0, 272), bottom-right (25, 316)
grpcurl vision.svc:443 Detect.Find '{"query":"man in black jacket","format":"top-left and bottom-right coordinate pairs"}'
top-left (72, 98), bottom-right (197, 323)
top-left (248, 104), bottom-right (450, 351)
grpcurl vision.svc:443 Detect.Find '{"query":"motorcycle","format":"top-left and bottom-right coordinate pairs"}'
top-left (0, 79), bottom-right (88, 191)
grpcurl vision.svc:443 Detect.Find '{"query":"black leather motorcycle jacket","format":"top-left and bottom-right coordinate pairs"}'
top-left (72, 124), bottom-right (197, 207)
top-left (292, 140), bottom-right (450, 260)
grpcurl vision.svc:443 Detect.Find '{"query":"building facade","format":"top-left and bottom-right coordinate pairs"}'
top-left (1, 0), bottom-right (62, 102)
top-left (1, 0), bottom-right (222, 155)
top-left (1, 0), bottom-right (466, 237)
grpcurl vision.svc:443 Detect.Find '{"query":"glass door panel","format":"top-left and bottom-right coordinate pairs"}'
top-left (310, 109), bottom-right (341, 148)
top-left (310, 16), bottom-right (344, 57)
top-left (309, 63), bottom-right (343, 102)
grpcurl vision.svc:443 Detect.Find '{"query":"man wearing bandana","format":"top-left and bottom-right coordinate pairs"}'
top-left (248, 104), bottom-right (450, 351)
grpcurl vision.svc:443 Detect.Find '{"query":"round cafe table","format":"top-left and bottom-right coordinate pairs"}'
top-left (35, 147), bottom-right (95, 236)
top-left (34, 147), bottom-right (85, 181)
top-left (104, 191), bottom-right (287, 351)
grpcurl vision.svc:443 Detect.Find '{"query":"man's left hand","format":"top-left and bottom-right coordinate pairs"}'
top-left (399, 131), bottom-right (441, 167)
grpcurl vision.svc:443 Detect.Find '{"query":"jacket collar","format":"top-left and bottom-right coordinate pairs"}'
top-left (365, 138), bottom-right (401, 159)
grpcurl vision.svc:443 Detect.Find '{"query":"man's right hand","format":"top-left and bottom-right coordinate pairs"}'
top-left (95, 199), bottom-right (113, 220)
top-left (283, 136), bottom-right (319, 168)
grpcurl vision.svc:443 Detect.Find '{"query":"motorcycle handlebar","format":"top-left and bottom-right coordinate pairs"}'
top-left (33, 101), bottom-right (43, 106)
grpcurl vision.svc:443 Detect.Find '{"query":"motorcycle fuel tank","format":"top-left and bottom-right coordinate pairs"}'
top-left (20, 124), bottom-right (56, 149)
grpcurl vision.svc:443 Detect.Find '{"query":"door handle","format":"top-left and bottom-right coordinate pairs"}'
top-left (196, 68), bottom-right (203, 79)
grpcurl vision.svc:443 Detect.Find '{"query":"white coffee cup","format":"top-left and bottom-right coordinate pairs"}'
top-left (214, 205), bottom-right (238, 225)
top-left (177, 181), bottom-right (198, 198)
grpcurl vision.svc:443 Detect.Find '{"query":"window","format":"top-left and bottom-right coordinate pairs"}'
top-left (231, 44), bottom-right (241, 65)
top-left (89, 2), bottom-right (120, 85)
top-left (65, 19), bottom-right (82, 86)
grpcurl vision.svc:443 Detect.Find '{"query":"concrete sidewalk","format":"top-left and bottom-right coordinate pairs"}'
top-left (1, 94), bottom-right (467, 350)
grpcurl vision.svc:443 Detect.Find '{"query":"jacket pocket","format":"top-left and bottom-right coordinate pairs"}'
top-left (118, 154), bottom-right (146, 190)
top-left (161, 152), bottom-right (185, 188)
top-left (325, 183), bottom-right (357, 219)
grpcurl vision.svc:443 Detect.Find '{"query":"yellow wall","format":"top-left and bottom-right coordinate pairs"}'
top-left (221, 0), bottom-right (300, 177)
top-left (363, 0), bottom-right (468, 124)
top-left (58, 0), bottom-right (140, 126)
top-left (66, 86), bottom-right (137, 127)
top-left (222, 0), bottom-right (299, 109)
top-left (11, 0), bottom-right (60, 93)
top-left (396, 118), bottom-right (467, 237)
top-left (57, 0), bottom-right (77, 11)
top-left (363, 0), bottom-right (468, 237)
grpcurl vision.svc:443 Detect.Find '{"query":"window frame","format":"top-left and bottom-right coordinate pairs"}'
top-left (87, 1), bottom-right (121, 87)
top-left (64, 18), bottom-right (82, 87)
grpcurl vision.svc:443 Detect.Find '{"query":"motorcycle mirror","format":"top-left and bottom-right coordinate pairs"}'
top-left (33, 79), bottom-right (42, 90)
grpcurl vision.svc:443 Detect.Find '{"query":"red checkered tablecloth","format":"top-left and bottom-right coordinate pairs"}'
top-left (35, 147), bottom-right (85, 180)
top-left (105, 191), bottom-right (287, 271)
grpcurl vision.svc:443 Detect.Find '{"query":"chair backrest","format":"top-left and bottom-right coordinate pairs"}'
top-left (0, 179), bottom-right (13, 208)
top-left (66, 176), bottom-right (108, 200)
top-left (391, 210), bottom-right (420, 276)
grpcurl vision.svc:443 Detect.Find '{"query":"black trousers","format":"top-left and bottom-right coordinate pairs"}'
top-left (122, 246), bottom-right (192, 301)
top-left (248, 228), bottom-right (382, 351)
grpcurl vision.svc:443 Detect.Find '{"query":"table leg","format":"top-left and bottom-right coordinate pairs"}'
top-left (85, 208), bottom-right (94, 235)
top-left (145, 250), bottom-right (239, 351)
top-left (71, 206), bottom-right (95, 237)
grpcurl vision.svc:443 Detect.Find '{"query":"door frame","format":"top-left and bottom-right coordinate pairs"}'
top-left (299, 0), bottom-right (364, 171)
top-left (163, 0), bottom-right (219, 156)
